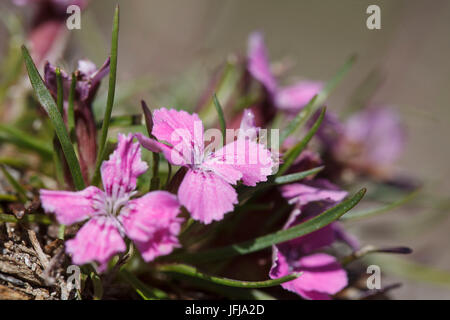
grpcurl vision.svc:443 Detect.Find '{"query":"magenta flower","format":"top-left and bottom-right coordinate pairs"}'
top-left (137, 108), bottom-right (274, 224)
top-left (247, 32), bottom-right (323, 112)
top-left (270, 179), bottom-right (357, 299)
top-left (40, 134), bottom-right (183, 270)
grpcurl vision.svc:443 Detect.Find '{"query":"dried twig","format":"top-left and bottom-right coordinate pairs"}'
top-left (27, 230), bottom-right (49, 269)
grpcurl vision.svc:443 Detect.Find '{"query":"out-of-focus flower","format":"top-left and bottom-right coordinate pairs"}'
top-left (270, 179), bottom-right (358, 299)
top-left (137, 108), bottom-right (274, 224)
top-left (40, 133), bottom-right (183, 270)
top-left (311, 107), bottom-right (406, 179)
top-left (247, 32), bottom-right (323, 112)
top-left (44, 58), bottom-right (110, 181)
top-left (341, 107), bottom-right (406, 175)
top-left (14, 0), bottom-right (88, 65)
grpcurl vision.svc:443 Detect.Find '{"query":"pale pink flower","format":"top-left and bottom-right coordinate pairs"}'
top-left (137, 108), bottom-right (274, 224)
top-left (40, 133), bottom-right (183, 270)
top-left (247, 32), bottom-right (323, 112)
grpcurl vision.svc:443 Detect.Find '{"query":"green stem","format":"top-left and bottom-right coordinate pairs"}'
top-left (92, 5), bottom-right (119, 186)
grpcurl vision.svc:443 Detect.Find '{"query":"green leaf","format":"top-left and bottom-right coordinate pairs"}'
top-left (341, 189), bottom-right (420, 221)
top-left (169, 188), bottom-right (366, 264)
top-left (0, 165), bottom-right (27, 203)
top-left (0, 124), bottom-right (53, 158)
top-left (92, 5), bottom-right (119, 186)
top-left (277, 107), bottom-right (326, 176)
top-left (55, 67), bottom-right (63, 114)
top-left (67, 73), bottom-right (77, 139)
top-left (316, 55), bottom-right (357, 109)
top-left (0, 213), bottom-right (52, 224)
top-left (119, 269), bottom-right (168, 300)
top-left (272, 166), bottom-right (324, 185)
top-left (0, 194), bottom-right (18, 202)
top-left (157, 263), bottom-right (300, 288)
top-left (279, 95), bottom-right (317, 144)
top-left (21, 46), bottom-right (85, 190)
top-left (213, 93), bottom-right (226, 145)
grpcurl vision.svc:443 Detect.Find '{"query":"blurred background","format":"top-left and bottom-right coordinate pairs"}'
top-left (1, 0), bottom-right (449, 299)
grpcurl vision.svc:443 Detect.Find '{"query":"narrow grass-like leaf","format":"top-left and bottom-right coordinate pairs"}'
top-left (67, 73), bottom-right (77, 138)
top-left (0, 124), bottom-right (52, 158)
top-left (279, 95), bottom-right (317, 144)
top-left (22, 46), bottom-right (85, 190)
top-left (92, 5), bottom-right (119, 186)
top-left (315, 55), bottom-right (357, 108)
top-left (169, 188), bottom-right (366, 264)
top-left (273, 166), bottom-right (324, 185)
top-left (341, 189), bottom-right (420, 221)
top-left (0, 194), bottom-right (18, 202)
top-left (157, 264), bottom-right (300, 288)
top-left (119, 269), bottom-right (168, 300)
top-left (0, 213), bottom-right (52, 224)
top-left (55, 67), bottom-right (63, 114)
top-left (0, 165), bottom-right (27, 203)
top-left (213, 93), bottom-right (226, 145)
top-left (277, 107), bottom-right (326, 176)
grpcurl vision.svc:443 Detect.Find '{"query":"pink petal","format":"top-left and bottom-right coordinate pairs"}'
top-left (205, 139), bottom-right (274, 186)
top-left (120, 191), bottom-right (183, 262)
top-left (281, 181), bottom-right (347, 205)
top-left (178, 169), bottom-right (238, 224)
top-left (270, 249), bottom-right (347, 300)
top-left (247, 32), bottom-right (278, 95)
top-left (40, 186), bottom-right (104, 225)
top-left (275, 81), bottom-right (323, 111)
top-left (65, 217), bottom-right (126, 272)
top-left (101, 133), bottom-right (148, 197)
top-left (151, 108), bottom-right (204, 166)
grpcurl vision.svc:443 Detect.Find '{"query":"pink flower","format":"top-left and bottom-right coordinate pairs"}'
top-left (247, 32), bottom-right (323, 112)
top-left (270, 179), bottom-right (357, 299)
top-left (137, 108), bottom-right (274, 224)
top-left (40, 133), bottom-right (183, 270)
